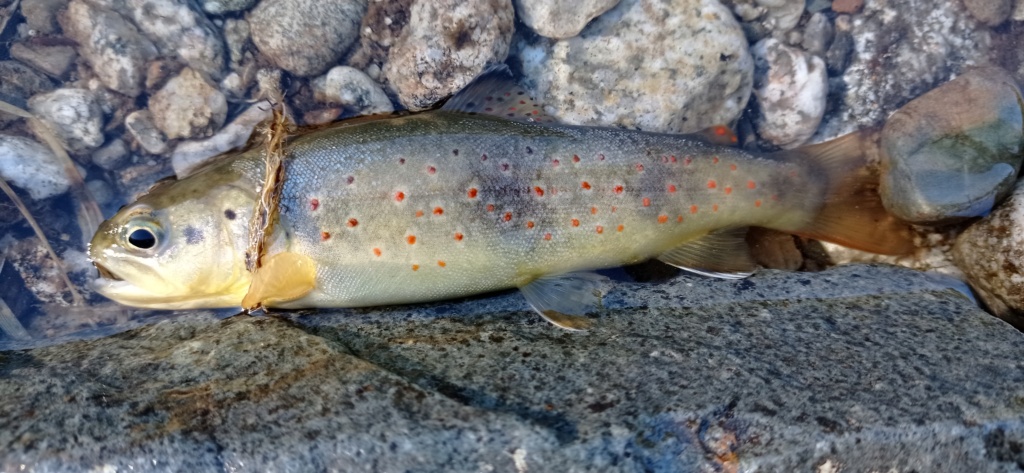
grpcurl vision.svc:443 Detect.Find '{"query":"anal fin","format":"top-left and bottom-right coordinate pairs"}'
top-left (242, 251), bottom-right (317, 311)
top-left (519, 272), bottom-right (609, 331)
top-left (657, 228), bottom-right (756, 279)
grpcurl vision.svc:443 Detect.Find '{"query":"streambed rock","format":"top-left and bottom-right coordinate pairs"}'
top-left (249, 0), bottom-right (367, 77)
top-left (2, 265), bottom-right (1022, 471)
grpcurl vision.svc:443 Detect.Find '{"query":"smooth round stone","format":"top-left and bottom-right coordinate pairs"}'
top-left (312, 66), bottom-right (394, 115)
top-left (879, 67), bottom-right (1024, 225)
top-left (513, 0), bottom-right (620, 39)
top-left (148, 68), bottom-right (228, 140)
top-left (751, 38), bottom-right (827, 149)
top-left (248, 0), bottom-right (367, 77)
top-left (27, 88), bottom-right (106, 154)
top-left (0, 134), bottom-right (70, 200)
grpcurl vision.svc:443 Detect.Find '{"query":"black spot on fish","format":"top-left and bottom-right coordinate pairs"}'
top-left (525, 146), bottom-right (533, 154)
top-left (224, 209), bottom-right (236, 220)
top-left (184, 226), bottom-right (204, 245)
top-left (453, 149), bottom-right (459, 156)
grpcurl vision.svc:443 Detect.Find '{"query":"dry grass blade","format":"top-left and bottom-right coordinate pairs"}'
top-left (0, 178), bottom-right (85, 306)
top-left (245, 104), bottom-right (292, 274)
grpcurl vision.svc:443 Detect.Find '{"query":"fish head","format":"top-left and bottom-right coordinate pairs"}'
top-left (89, 173), bottom-right (256, 309)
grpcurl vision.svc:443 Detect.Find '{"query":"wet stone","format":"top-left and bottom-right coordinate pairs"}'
top-left (125, 0), bottom-right (227, 80)
top-left (9, 43), bottom-right (77, 79)
top-left (200, 0), bottom-right (256, 14)
top-left (801, 12), bottom-right (834, 56)
top-left (171, 101), bottom-right (272, 177)
top-left (1, 266), bottom-right (1023, 470)
top-left (879, 66), bottom-right (1024, 224)
top-left (125, 110), bottom-right (169, 155)
top-left (0, 60), bottom-right (55, 111)
top-left (963, 0), bottom-right (1012, 27)
top-left (90, 138), bottom-right (129, 171)
top-left (248, 0), bottom-right (367, 77)
top-left (312, 66), bottom-right (394, 115)
top-left (20, 0), bottom-right (65, 34)
top-left (28, 88), bottom-right (106, 154)
top-left (751, 38), bottom-right (828, 149)
top-left (513, 0), bottom-right (620, 39)
top-left (148, 67), bottom-right (228, 140)
top-left (0, 134), bottom-right (70, 200)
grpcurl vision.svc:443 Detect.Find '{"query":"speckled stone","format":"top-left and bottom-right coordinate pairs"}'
top-left (312, 66), bottom-right (394, 115)
top-left (248, 0), bottom-right (367, 77)
top-left (751, 38), bottom-right (828, 148)
top-left (2, 265), bottom-right (1023, 471)
top-left (515, 0), bottom-right (752, 133)
top-left (59, 0), bottom-right (158, 97)
top-left (514, 0), bottom-right (620, 39)
top-left (125, 0), bottom-right (227, 80)
top-left (27, 88), bottom-right (106, 154)
top-left (963, 0), bottom-right (1012, 26)
top-left (0, 134), bottom-right (69, 200)
top-left (148, 68), bottom-right (228, 140)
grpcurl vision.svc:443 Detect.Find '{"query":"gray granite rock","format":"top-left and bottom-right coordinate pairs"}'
top-left (513, 0), bottom-right (620, 39)
top-left (751, 38), bottom-right (827, 148)
top-left (125, 109), bottom-right (169, 154)
top-left (963, 0), bottom-right (1012, 26)
top-left (20, 0), bottom-right (66, 34)
top-left (801, 12), bottom-right (833, 55)
top-left (879, 67), bottom-right (1024, 225)
top-left (125, 0), bottom-right (226, 80)
top-left (59, 0), bottom-right (158, 97)
top-left (0, 134), bottom-right (70, 200)
top-left (91, 138), bottom-right (129, 171)
top-left (0, 60), bottom-right (54, 111)
top-left (312, 66), bottom-right (394, 115)
top-left (383, 0), bottom-right (514, 111)
top-left (515, 0), bottom-right (752, 133)
top-left (248, 0), bottom-right (367, 77)
top-left (200, 0), bottom-right (256, 15)
top-left (2, 265), bottom-right (1023, 471)
top-left (9, 43), bottom-right (77, 79)
top-left (27, 88), bottom-right (106, 154)
top-left (148, 67), bottom-right (228, 140)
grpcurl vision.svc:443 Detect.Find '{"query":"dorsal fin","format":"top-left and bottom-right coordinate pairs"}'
top-left (442, 65), bottom-right (559, 124)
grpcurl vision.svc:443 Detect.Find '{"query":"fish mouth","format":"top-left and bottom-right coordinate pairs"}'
top-left (93, 262), bottom-right (123, 281)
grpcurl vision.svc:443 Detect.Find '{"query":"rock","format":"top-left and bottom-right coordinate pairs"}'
top-left (747, 227), bottom-right (803, 270)
top-left (1015, 0), bottom-right (1024, 21)
top-left (200, 0), bottom-right (256, 15)
top-left (27, 88), bottom-right (106, 154)
top-left (59, 0), bottom-right (158, 97)
top-left (751, 38), bottom-right (827, 148)
top-left (513, 0), bottom-right (620, 39)
top-left (953, 180), bottom-right (1024, 327)
top-left (0, 134), bottom-right (70, 200)
top-left (124, 0), bottom-right (227, 79)
top-left (248, 0), bottom-right (367, 77)
top-left (801, 12), bottom-right (834, 55)
top-left (755, 0), bottom-right (803, 33)
top-left (347, 0), bottom-right (415, 72)
top-left (312, 66), bottom-right (394, 115)
top-left (20, 0), bottom-right (65, 34)
top-left (171, 101), bottom-right (273, 177)
top-left (148, 68), bottom-right (228, 140)
top-left (125, 110), bottom-right (169, 154)
top-left (143, 59), bottom-right (182, 92)
top-left (515, 0), bottom-right (752, 133)
top-left (90, 138), bottom-right (129, 170)
top-left (9, 43), bottom-right (77, 79)
top-left (0, 60), bottom-right (54, 112)
top-left (384, 0), bottom-right (514, 110)
top-left (831, 0), bottom-right (862, 14)
top-left (222, 18), bottom-right (250, 67)
top-left (963, 0), bottom-right (1012, 26)
top-left (813, 1), bottom-right (990, 140)
top-left (879, 67), bottom-right (1024, 224)
top-left (85, 179), bottom-right (113, 206)
top-left (824, 28), bottom-right (852, 75)
top-left (2, 265), bottom-right (1024, 470)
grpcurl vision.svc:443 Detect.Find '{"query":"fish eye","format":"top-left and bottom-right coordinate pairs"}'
top-left (128, 228), bottom-right (157, 249)
top-left (122, 218), bottom-right (163, 252)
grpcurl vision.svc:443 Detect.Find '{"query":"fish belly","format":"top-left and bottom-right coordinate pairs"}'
top-left (271, 113), bottom-right (825, 308)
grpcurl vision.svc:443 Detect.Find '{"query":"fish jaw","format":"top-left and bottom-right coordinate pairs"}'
top-left (91, 274), bottom-right (249, 310)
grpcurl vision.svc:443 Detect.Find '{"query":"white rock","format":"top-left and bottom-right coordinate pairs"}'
top-left (148, 68), bottom-right (228, 140)
top-left (516, 0), bottom-right (752, 133)
top-left (755, 0), bottom-right (804, 33)
top-left (125, 110), bottom-right (169, 155)
top-left (248, 0), bottom-right (367, 77)
top-left (312, 66), bottom-right (394, 115)
top-left (172, 101), bottom-right (273, 177)
top-left (59, 0), bottom-right (158, 97)
top-left (1015, 0), bottom-right (1024, 21)
top-left (27, 88), bottom-right (106, 154)
top-left (514, 0), bottom-right (620, 39)
top-left (0, 134), bottom-right (70, 200)
top-left (751, 38), bottom-right (827, 149)
top-left (125, 0), bottom-right (226, 79)
top-left (384, 0), bottom-right (514, 110)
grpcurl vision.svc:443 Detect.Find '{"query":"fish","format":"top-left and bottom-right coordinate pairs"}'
top-left (88, 70), bottom-right (913, 329)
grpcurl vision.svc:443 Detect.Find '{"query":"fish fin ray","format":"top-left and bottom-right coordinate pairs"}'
top-left (657, 228), bottom-right (756, 279)
top-left (441, 64), bottom-right (560, 124)
top-left (242, 251), bottom-right (317, 310)
top-left (519, 271), bottom-right (608, 330)
top-left (787, 130), bottom-right (915, 255)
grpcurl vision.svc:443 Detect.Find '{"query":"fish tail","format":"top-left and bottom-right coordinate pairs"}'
top-left (787, 130), bottom-right (915, 255)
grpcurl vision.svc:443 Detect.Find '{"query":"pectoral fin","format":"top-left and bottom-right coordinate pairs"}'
top-left (657, 228), bottom-right (756, 279)
top-left (241, 251), bottom-right (317, 311)
top-left (519, 272), bottom-right (609, 331)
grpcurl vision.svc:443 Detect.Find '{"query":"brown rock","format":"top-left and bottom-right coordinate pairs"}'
top-left (832, 0), bottom-right (864, 14)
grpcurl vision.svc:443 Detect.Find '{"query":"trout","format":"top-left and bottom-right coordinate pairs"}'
top-left (89, 74), bottom-right (912, 329)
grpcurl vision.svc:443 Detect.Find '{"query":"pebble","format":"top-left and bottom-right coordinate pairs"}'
top-left (200, 0), bottom-right (256, 14)
top-left (59, 0), bottom-right (158, 98)
top-left (513, 0), bottom-right (620, 39)
top-left (0, 134), bottom-right (70, 200)
top-left (222, 18), bottom-right (251, 67)
top-left (9, 43), bottom-right (77, 79)
top-left (19, 0), bottom-right (64, 34)
top-left (125, 110), bottom-right (169, 155)
top-left (751, 38), bottom-right (827, 149)
top-left (963, 0), bottom-right (1012, 26)
top-left (85, 179), bottom-right (113, 207)
top-left (1015, 0), bottom-right (1024, 21)
top-left (248, 0), bottom-right (367, 77)
top-left (312, 66), bottom-right (394, 115)
top-left (124, 0), bottom-right (227, 80)
top-left (801, 12), bottom-right (834, 56)
top-left (515, 0), bottom-right (752, 133)
top-left (27, 88), bottom-right (106, 154)
top-left (0, 60), bottom-right (54, 111)
top-left (383, 0), bottom-right (514, 111)
top-left (171, 102), bottom-right (273, 177)
top-left (953, 179), bottom-right (1024, 323)
top-left (148, 68), bottom-right (228, 140)
top-left (879, 67), bottom-right (1024, 224)
top-left (90, 138), bottom-right (129, 171)
top-left (755, 0), bottom-right (804, 33)
top-left (831, 0), bottom-right (863, 14)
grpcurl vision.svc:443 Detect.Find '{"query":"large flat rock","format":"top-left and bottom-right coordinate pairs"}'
top-left (2, 265), bottom-right (1023, 472)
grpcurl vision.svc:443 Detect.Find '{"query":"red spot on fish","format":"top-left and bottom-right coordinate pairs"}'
top-left (581, 181), bottom-right (591, 190)
top-left (636, 163), bottom-right (644, 172)
top-left (534, 186), bottom-right (544, 197)
top-left (657, 215), bottom-right (668, 224)
top-left (346, 175), bottom-right (355, 184)
top-left (591, 207), bottom-right (598, 215)
top-left (310, 198), bottom-right (319, 211)
top-left (486, 204), bottom-right (495, 212)
top-left (596, 225), bottom-right (604, 234)
top-left (670, 155), bottom-right (678, 163)
top-left (712, 204), bottom-right (719, 212)
top-left (771, 194), bottom-right (780, 201)
top-left (611, 206), bottom-right (617, 213)
top-left (347, 218), bottom-right (358, 227)
top-left (407, 235), bottom-right (416, 245)
top-left (399, 158), bottom-right (405, 165)
top-left (504, 212), bottom-right (512, 222)
top-left (725, 187), bottom-right (733, 195)
top-left (426, 166), bottom-right (436, 175)
top-left (712, 156), bottom-right (719, 164)
top-left (373, 248), bottom-right (382, 257)
top-left (321, 231), bottom-right (331, 240)
top-left (526, 221), bottom-right (535, 229)
top-left (715, 126), bottom-right (727, 136)
top-left (454, 232), bottom-right (464, 241)
top-left (598, 154), bottom-right (606, 161)
top-left (509, 107), bottom-right (517, 112)
top-left (572, 155), bottom-right (580, 163)
top-left (755, 199), bottom-right (762, 207)
top-left (677, 216), bottom-right (683, 223)
top-left (544, 233), bottom-right (552, 241)
top-left (467, 188), bottom-right (478, 198)
top-left (642, 197), bottom-right (651, 207)
top-left (481, 154), bottom-right (488, 161)
top-left (707, 180), bottom-right (717, 189)
top-left (690, 205), bottom-right (699, 214)
top-left (617, 224), bottom-right (624, 232)
top-left (412, 264), bottom-right (419, 271)
top-left (614, 185), bottom-right (624, 194)
top-left (433, 207), bottom-right (444, 216)
top-left (501, 163), bottom-right (511, 172)
top-left (667, 184), bottom-right (677, 193)
top-left (395, 191), bottom-right (405, 202)
top-left (571, 218), bottom-right (580, 227)
top-left (519, 100), bottom-right (526, 104)
top-left (748, 180), bottom-right (757, 189)
top-left (684, 156), bottom-right (693, 165)
top-left (437, 261), bottom-right (446, 268)
top-left (730, 164), bottom-right (737, 171)
top-left (415, 210), bottom-right (424, 218)
top-left (552, 159), bottom-right (560, 167)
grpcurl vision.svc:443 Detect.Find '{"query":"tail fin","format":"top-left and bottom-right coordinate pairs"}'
top-left (788, 130), bottom-right (916, 255)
